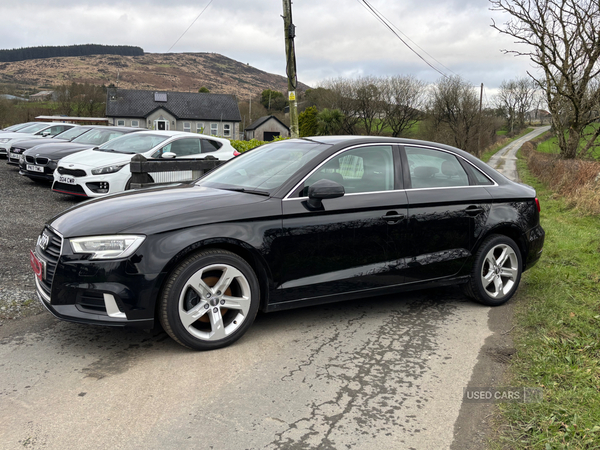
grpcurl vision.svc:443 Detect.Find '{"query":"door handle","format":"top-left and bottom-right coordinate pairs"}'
top-left (464, 205), bottom-right (484, 216)
top-left (382, 212), bottom-right (405, 222)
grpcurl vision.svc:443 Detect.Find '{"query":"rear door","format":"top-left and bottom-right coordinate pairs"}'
top-left (401, 144), bottom-right (493, 283)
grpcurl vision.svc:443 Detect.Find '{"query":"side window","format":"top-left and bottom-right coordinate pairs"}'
top-left (223, 124), bottom-right (231, 137)
top-left (196, 122), bottom-right (204, 134)
top-left (183, 122), bottom-right (191, 132)
top-left (131, 120), bottom-right (139, 127)
top-left (302, 145), bottom-right (394, 196)
top-left (201, 139), bottom-right (223, 153)
top-left (117, 120), bottom-right (125, 126)
top-left (159, 138), bottom-right (201, 157)
top-left (406, 146), bottom-right (470, 189)
top-left (210, 123), bottom-right (218, 136)
top-left (469, 165), bottom-right (494, 185)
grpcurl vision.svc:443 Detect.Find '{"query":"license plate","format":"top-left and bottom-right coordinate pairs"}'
top-left (59, 175), bottom-right (76, 185)
top-left (27, 164), bottom-right (44, 173)
top-left (30, 250), bottom-right (46, 281)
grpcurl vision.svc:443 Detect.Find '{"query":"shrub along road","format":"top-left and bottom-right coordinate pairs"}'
top-left (0, 141), bottom-right (530, 449)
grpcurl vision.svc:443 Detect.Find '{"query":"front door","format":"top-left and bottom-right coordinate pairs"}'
top-left (154, 120), bottom-right (169, 131)
top-left (276, 144), bottom-right (410, 303)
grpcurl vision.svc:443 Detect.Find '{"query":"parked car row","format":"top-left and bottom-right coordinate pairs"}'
top-left (30, 135), bottom-right (545, 351)
top-left (3, 122), bottom-right (237, 198)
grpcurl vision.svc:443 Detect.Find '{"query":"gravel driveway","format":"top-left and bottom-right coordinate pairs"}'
top-left (0, 161), bottom-right (80, 323)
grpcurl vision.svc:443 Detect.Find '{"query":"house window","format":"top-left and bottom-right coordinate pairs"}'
top-left (117, 120), bottom-right (125, 126)
top-left (210, 123), bottom-right (218, 136)
top-left (183, 122), bottom-right (191, 132)
top-left (223, 124), bottom-right (231, 137)
top-left (131, 120), bottom-right (139, 128)
top-left (196, 122), bottom-right (204, 134)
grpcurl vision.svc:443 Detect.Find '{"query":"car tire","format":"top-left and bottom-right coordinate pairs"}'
top-left (159, 249), bottom-right (260, 350)
top-left (463, 234), bottom-right (522, 306)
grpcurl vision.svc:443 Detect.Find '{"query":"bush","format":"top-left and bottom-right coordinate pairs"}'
top-left (521, 141), bottom-right (600, 214)
top-left (229, 136), bottom-right (289, 153)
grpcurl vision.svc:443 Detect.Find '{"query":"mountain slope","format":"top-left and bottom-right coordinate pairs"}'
top-left (0, 52), bottom-right (309, 97)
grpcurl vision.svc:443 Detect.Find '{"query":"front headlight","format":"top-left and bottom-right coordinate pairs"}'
top-left (70, 235), bottom-right (145, 260)
top-left (0, 138), bottom-right (10, 143)
top-left (92, 164), bottom-right (126, 175)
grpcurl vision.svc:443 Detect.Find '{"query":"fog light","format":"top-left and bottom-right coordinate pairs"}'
top-left (86, 182), bottom-right (110, 193)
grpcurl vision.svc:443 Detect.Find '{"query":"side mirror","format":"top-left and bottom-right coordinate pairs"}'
top-left (161, 152), bottom-right (177, 159)
top-left (306, 178), bottom-right (345, 210)
top-left (41, 131), bottom-right (51, 137)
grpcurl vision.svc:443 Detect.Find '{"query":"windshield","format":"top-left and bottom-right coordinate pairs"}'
top-left (16, 123), bottom-right (52, 134)
top-left (54, 127), bottom-right (90, 140)
top-left (97, 133), bottom-right (169, 154)
top-left (199, 140), bottom-right (330, 192)
top-left (75, 128), bottom-right (129, 145)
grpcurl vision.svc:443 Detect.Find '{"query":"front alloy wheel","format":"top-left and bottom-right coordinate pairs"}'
top-left (159, 249), bottom-right (260, 350)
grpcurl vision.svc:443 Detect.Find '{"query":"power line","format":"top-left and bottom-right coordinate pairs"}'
top-left (363, 1), bottom-right (459, 77)
top-left (357, 0), bottom-right (450, 79)
top-left (167, 0), bottom-right (215, 53)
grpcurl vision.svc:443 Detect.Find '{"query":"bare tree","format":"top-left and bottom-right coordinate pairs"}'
top-left (495, 77), bottom-right (536, 132)
top-left (381, 75), bottom-right (426, 137)
top-left (491, 0), bottom-right (600, 159)
top-left (319, 78), bottom-right (361, 134)
top-left (425, 76), bottom-right (482, 155)
top-left (354, 76), bottom-right (386, 135)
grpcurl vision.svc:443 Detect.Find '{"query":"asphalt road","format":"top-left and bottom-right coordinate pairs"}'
top-left (0, 131), bottom-right (542, 450)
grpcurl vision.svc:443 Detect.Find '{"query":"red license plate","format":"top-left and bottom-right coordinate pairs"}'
top-left (30, 250), bottom-right (45, 281)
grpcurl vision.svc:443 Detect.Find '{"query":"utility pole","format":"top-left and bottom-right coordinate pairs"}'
top-left (282, 0), bottom-right (299, 138)
top-left (478, 82), bottom-right (483, 156)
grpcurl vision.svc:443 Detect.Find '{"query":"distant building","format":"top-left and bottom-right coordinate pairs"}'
top-left (105, 88), bottom-right (241, 138)
top-left (244, 115), bottom-right (290, 141)
top-left (525, 109), bottom-right (552, 124)
top-left (0, 94), bottom-right (28, 101)
top-left (29, 90), bottom-right (55, 101)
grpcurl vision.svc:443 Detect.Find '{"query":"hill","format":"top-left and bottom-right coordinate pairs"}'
top-left (0, 52), bottom-right (310, 98)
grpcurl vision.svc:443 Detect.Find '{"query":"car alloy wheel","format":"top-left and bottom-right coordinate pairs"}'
top-left (464, 235), bottom-right (522, 306)
top-left (159, 249), bottom-right (260, 350)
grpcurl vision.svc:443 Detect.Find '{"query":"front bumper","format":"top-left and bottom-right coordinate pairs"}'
top-left (32, 227), bottom-right (159, 328)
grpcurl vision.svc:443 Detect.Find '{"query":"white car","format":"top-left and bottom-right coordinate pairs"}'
top-left (52, 131), bottom-right (235, 198)
top-left (1, 122), bottom-right (77, 158)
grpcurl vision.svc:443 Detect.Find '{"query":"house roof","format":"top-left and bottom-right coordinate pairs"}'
top-left (106, 88), bottom-right (241, 122)
top-left (245, 115), bottom-right (289, 131)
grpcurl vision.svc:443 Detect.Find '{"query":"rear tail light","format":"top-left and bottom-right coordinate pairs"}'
top-left (535, 198), bottom-right (541, 212)
top-left (233, 150), bottom-right (241, 157)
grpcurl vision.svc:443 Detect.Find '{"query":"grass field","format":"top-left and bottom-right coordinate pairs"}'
top-left (490, 153), bottom-right (600, 449)
top-left (536, 124), bottom-right (600, 160)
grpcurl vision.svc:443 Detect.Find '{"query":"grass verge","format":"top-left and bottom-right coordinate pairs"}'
top-left (490, 154), bottom-right (600, 449)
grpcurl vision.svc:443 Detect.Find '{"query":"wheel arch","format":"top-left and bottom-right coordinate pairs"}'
top-left (154, 237), bottom-right (273, 317)
top-left (477, 224), bottom-right (528, 266)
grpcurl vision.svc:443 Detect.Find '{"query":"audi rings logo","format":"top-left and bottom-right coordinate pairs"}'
top-left (37, 233), bottom-right (50, 250)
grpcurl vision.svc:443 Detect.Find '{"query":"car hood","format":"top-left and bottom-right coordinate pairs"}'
top-left (0, 132), bottom-right (34, 141)
top-left (50, 184), bottom-right (274, 237)
top-left (13, 138), bottom-right (68, 150)
top-left (59, 149), bottom-right (134, 168)
top-left (25, 142), bottom-right (97, 159)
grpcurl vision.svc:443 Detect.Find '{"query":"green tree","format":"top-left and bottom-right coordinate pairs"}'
top-left (317, 108), bottom-right (345, 135)
top-left (260, 89), bottom-right (286, 111)
top-left (299, 106), bottom-right (318, 137)
top-left (198, 87), bottom-right (210, 93)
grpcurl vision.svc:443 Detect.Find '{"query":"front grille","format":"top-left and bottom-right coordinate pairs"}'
top-left (57, 167), bottom-right (87, 177)
top-left (36, 227), bottom-right (63, 298)
top-left (25, 155), bottom-right (49, 165)
top-left (53, 182), bottom-right (87, 196)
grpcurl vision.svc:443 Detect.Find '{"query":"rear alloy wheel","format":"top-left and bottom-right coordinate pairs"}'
top-left (464, 235), bottom-right (522, 306)
top-left (159, 249), bottom-right (260, 350)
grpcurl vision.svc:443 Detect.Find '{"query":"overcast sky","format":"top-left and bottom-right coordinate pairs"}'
top-left (1, 0), bottom-right (536, 100)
